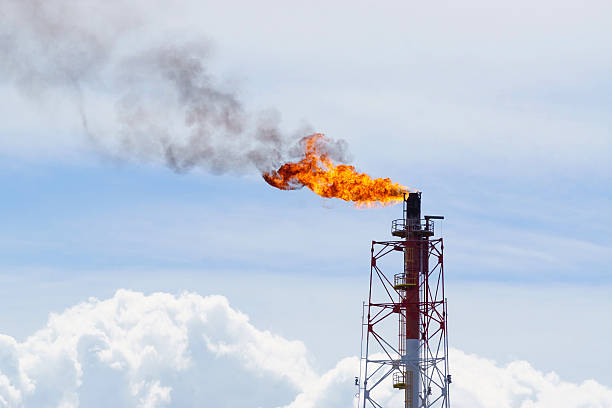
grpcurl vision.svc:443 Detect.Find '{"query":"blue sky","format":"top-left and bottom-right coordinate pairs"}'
top-left (0, 0), bottom-right (611, 406)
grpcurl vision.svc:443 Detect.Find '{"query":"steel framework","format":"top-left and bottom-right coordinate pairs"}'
top-left (358, 193), bottom-right (450, 408)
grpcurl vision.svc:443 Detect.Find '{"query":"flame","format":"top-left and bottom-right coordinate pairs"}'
top-left (263, 133), bottom-right (411, 207)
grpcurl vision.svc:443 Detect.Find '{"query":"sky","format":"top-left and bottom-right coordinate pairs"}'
top-left (0, 0), bottom-right (611, 407)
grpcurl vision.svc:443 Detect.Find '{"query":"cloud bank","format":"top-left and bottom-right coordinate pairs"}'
top-left (0, 290), bottom-right (610, 407)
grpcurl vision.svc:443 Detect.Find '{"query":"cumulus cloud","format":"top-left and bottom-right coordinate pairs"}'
top-left (450, 349), bottom-right (612, 408)
top-left (0, 290), bottom-right (610, 408)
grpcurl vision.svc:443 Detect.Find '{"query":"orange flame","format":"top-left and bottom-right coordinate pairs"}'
top-left (263, 133), bottom-right (411, 207)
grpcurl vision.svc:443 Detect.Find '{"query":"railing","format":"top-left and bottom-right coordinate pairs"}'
top-left (394, 272), bottom-right (418, 289)
top-left (391, 219), bottom-right (434, 235)
top-left (393, 371), bottom-right (405, 386)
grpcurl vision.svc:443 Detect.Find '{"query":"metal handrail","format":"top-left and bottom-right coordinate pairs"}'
top-left (393, 371), bottom-right (405, 384)
top-left (391, 219), bottom-right (434, 235)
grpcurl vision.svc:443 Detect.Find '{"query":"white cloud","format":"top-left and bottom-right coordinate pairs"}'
top-left (451, 349), bottom-right (612, 408)
top-left (0, 290), bottom-right (313, 407)
top-left (0, 290), bottom-right (610, 407)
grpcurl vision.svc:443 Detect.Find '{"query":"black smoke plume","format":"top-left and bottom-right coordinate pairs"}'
top-left (0, 0), bottom-right (348, 174)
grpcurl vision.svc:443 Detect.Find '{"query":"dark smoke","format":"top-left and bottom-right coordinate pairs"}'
top-left (115, 44), bottom-right (282, 174)
top-left (0, 0), bottom-right (349, 174)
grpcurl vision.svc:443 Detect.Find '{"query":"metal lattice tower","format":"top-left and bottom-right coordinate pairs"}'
top-left (358, 192), bottom-right (451, 408)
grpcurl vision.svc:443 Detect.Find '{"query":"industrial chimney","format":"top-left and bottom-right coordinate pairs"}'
top-left (358, 193), bottom-right (451, 408)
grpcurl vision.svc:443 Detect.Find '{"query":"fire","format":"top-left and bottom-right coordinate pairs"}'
top-left (263, 133), bottom-right (410, 207)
